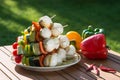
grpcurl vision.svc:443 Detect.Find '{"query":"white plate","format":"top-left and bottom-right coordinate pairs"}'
top-left (11, 53), bottom-right (81, 72)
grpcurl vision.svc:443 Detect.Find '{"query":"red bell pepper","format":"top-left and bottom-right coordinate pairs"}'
top-left (80, 34), bottom-right (108, 59)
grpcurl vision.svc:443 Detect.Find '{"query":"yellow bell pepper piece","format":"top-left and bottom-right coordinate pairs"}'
top-left (23, 34), bottom-right (27, 45)
top-left (66, 31), bottom-right (82, 50)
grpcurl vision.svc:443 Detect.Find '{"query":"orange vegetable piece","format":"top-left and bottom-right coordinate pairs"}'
top-left (39, 41), bottom-right (47, 54)
top-left (39, 55), bottom-right (45, 67)
top-left (66, 31), bottom-right (82, 50)
top-left (32, 22), bottom-right (41, 31)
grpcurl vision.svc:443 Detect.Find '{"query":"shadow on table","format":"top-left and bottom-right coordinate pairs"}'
top-left (15, 65), bottom-right (50, 79)
top-left (15, 65), bottom-right (99, 80)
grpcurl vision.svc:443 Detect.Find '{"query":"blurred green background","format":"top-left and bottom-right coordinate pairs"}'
top-left (0, 0), bottom-right (120, 53)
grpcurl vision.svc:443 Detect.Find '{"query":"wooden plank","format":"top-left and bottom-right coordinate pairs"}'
top-left (0, 69), bottom-right (11, 80)
top-left (109, 50), bottom-right (120, 57)
top-left (14, 66), bottom-right (46, 80)
top-left (56, 70), bottom-right (76, 80)
top-left (108, 50), bottom-right (120, 64)
top-left (29, 72), bottom-right (47, 80)
top-left (108, 56), bottom-right (120, 64)
top-left (0, 50), bottom-right (42, 80)
top-left (0, 46), bottom-right (11, 57)
top-left (0, 45), bottom-right (14, 57)
top-left (4, 45), bottom-right (13, 53)
top-left (37, 71), bottom-right (67, 80)
top-left (62, 66), bottom-right (95, 80)
top-left (0, 63), bottom-right (19, 80)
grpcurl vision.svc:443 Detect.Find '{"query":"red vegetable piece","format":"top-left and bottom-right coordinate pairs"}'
top-left (15, 55), bottom-right (22, 63)
top-left (99, 64), bottom-right (116, 73)
top-left (80, 34), bottom-right (108, 59)
top-left (12, 49), bottom-right (17, 56)
top-left (93, 66), bottom-right (100, 76)
top-left (12, 42), bottom-right (18, 49)
top-left (86, 64), bottom-right (94, 71)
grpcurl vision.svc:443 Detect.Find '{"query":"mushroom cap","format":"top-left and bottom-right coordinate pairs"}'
top-left (40, 27), bottom-right (51, 38)
top-left (66, 45), bottom-right (76, 56)
top-left (43, 39), bottom-right (55, 52)
top-left (49, 53), bottom-right (58, 67)
top-left (51, 23), bottom-right (63, 37)
top-left (59, 35), bottom-right (70, 48)
top-left (58, 48), bottom-right (66, 61)
top-left (53, 37), bottom-right (60, 49)
top-left (39, 16), bottom-right (52, 28)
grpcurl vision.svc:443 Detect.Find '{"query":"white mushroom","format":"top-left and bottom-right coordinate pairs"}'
top-left (49, 53), bottom-right (58, 67)
top-left (39, 16), bottom-right (52, 28)
top-left (40, 27), bottom-right (51, 38)
top-left (44, 54), bottom-right (51, 67)
top-left (59, 35), bottom-right (70, 48)
top-left (44, 53), bottom-right (58, 67)
top-left (57, 57), bottom-right (62, 65)
top-left (66, 45), bottom-right (76, 59)
top-left (57, 48), bottom-right (66, 62)
top-left (53, 37), bottom-right (60, 49)
top-left (51, 23), bottom-right (63, 36)
top-left (43, 38), bottom-right (55, 52)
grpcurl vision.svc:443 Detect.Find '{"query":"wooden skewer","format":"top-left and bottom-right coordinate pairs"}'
top-left (51, 15), bottom-right (56, 19)
top-left (63, 25), bottom-right (68, 28)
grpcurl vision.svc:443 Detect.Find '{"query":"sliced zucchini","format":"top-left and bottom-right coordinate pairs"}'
top-left (29, 57), bottom-right (35, 66)
top-left (26, 57), bottom-right (30, 66)
top-left (22, 56), bottom-right (29, 66)
top-left (32, 43), bottom-right (41, 55)
top-left (26, 57), bottom-right (40, 66)
top-left (22, 56), bottom-right (26, 65)
top-left (33, 57), bottom-right (40, 66)
top-left (24, 44), bottom-right (33, 56)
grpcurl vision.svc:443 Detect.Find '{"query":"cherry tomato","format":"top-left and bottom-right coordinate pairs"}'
top-left (12, 49), bottom-right (17, 56)
top-left (15, 55), bottom-right (22, 63)
top-left (12, 42), bottom-right (18, 49)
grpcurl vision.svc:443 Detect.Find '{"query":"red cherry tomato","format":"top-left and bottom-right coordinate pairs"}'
top-left (12, 42), bottom-right (18, 49)
top-left (12, 49), bottom-right (17, 56)
top-left (15, 55), bottom-right (22, 63)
